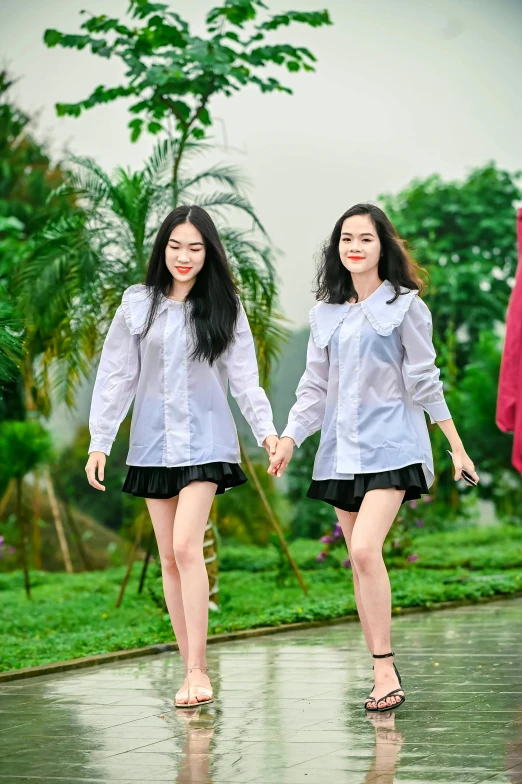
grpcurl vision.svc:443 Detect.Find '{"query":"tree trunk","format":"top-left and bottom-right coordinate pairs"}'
top-left (44, 469), bottom-right (73, 574)
top-left (32, 471), bottom-right (42, 570)
top-left (16, 478), bottom-right (31, 599)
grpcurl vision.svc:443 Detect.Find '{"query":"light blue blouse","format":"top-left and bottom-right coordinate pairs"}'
top-left (88, 284), bottom-right (276, 466)
top-left (281, 280), bottom-right (451, 487)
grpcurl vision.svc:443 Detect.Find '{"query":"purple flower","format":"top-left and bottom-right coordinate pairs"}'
top-left (333, 524), bottom-right (342, 538)
top-left (8, 546), bottom-right (16, 554)
top-left (320, 536), bottom-right (333, 544)
top-left (0, 535), bottom-right (4, 546)
top-left (315, 551), bottom-right (328, 562)
top-left (408, 500), bottom-right (418, 509)
top-left (415, 518), bottom-right (425, 527)
top-left (423, 495), bottom-right (432, 504)
top-left (392, 539), bottom-right (401, 548)
top-left (342, 558), bottom-right (352, 569)
top-left (407, 553), bottom-right (419, 562)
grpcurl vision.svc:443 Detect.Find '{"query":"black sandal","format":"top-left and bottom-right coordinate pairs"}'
top-left (364, 652), bottom-right (405, 712)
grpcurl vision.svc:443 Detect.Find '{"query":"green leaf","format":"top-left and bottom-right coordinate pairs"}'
top-left (55, 103), bottom-right (82, 118)
top-left (128, 117), bottom-right (143, 142)
top-left (43, 29), bottom-right (63, 47)
top-left (147, 121), bottom-right (162, 134)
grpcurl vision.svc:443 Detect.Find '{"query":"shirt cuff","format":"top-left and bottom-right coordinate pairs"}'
top-left (280, 421), bottom-right (309, 448)
top-left (255, 421), bottom-right (278, 448)
top-left (88, 436), bottom-right (114, 456)
top-left (424, 399), bottom-right (451, 425)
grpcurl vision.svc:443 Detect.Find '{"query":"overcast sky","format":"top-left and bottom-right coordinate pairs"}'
top-left (1, 0), bottom-right (521, 327)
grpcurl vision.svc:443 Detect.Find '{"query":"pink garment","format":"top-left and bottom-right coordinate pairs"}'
top-left (496, 209), bottom-right (522, 473)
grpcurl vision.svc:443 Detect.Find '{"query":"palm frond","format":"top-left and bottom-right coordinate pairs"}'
top-left (181, 164), bottom-right (249, 196)
top-left (194, 192), bottom-right (267, 235)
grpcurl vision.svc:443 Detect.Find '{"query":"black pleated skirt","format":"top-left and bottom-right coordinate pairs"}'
top-left (122, 462), bottom-right (248, 500)
top-left (307, 463), bottom-right (429, 513)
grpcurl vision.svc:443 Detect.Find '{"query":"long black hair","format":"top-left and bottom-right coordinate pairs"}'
top-left (315, 203), bottom-right (426, 304)
top-left (141, 205), bottom-right (240, 364)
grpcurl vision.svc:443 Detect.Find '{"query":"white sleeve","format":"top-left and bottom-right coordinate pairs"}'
top-left (221, 302), bottom-right (277, 447)
top-left (398, 296), bottom-right (451, 424)
top-left (88, 305), bottom-right (140, 455)
top-left (280, 332), bottom-right (329, 447)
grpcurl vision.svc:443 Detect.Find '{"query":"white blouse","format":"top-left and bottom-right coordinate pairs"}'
top-left (88, 284), bottom-right (277, 467)
top-left (280, 280), bottom-right (451, 487)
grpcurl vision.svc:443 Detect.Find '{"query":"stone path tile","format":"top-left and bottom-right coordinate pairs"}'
top-left (2, 598), bottom-right (522, 782)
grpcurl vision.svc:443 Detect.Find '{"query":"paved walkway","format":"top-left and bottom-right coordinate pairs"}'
top-left (1, 598), bottom-right (522, 783)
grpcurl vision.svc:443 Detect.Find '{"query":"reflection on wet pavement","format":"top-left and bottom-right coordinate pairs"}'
top-left (1, 598), bottom-right (522, 782)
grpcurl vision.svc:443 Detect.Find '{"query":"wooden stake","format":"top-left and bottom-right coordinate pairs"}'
top-left (116, 510), bottom-right (146, 608)
top-left (52, 472), bottom-right (92, 571)
top-left (32, 471), bottom-right (42, 570)
top-left (16, 478), bottom-right (31, 599)
top-left (138, 526), bottom-right (155, 595)
top-left (44, 469), bottom-right (73, 574)
top-left (239, 439), bottom-right (308, 595)
top-left (0, 478), bottom-right (14, 519)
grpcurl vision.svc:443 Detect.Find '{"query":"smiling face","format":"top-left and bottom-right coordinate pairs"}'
top-left (339, 213), bottom-right (381, 276)
top-left (165, 221), bottom-right (206, 287)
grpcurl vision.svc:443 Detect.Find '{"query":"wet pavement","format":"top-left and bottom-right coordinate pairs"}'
top-left (1, 598), bottom-right (522, 783)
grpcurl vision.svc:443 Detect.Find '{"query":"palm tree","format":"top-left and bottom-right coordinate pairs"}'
top-left (23, 139), bottom-right (286, 391)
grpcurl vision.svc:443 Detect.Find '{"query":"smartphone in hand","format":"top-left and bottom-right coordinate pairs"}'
top-left (446, 450), bottom-right (478, 487)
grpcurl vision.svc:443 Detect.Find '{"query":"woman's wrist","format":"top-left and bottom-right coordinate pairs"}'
top-left (449, 439), bottom-right (465, 455)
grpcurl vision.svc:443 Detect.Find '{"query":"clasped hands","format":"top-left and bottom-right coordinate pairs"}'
top-left (263, 435), bottom-right (295, 478)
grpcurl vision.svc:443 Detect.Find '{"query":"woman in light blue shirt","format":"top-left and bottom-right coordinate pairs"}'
top-left (270, 203), bottom-right (479, 713)
top-left (86, 205), bottom-right (278, 708)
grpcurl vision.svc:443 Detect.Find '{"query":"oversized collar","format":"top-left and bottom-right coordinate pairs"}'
top-left (121, 284), bottom-right (179, 335)
top-left (309, 280), bottom-right (418, 348)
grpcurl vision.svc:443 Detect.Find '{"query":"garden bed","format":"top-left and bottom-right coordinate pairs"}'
top-left (1, 526), bottom-right (521, 673)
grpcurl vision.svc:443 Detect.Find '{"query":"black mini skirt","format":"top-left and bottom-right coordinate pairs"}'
top-left (307, 463), bottom-right (429, 513)
top-left (122, 462), bottom-right (248, 500)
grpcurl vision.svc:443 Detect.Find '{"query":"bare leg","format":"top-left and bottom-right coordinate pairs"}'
top-left (335, 508), bottom-right (374, 654)
top-left (349, 488), bottom-right (406, 709)
top-left (173, 481), bottom-right (217, 704)
top-left (145, 496), bottom-right (189, 697)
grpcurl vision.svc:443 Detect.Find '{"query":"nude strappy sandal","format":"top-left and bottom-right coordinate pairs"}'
top-left (174, 680), bottom-right (189, 708)
top-left (176, 666), bottom-right (213, 708)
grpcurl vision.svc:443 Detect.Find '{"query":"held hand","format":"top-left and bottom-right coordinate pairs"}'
top-left (268, 436), bottom-right (294, 478)
top-left (85, 451), bottom-right (107, 491)
top-left (450, 447), bottom-right (480, 486)
top-left (263, 434), bottom-right (279, 457)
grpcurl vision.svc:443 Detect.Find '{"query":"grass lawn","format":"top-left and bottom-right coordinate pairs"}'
top-left (2, 526), bottom-right (522, 673)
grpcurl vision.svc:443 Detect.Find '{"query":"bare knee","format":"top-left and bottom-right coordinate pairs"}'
top-left (173, 538), bottom-right (202, 571)
top-left (159, 550), bottom-right (178, 577)
top-left (350, 544), bottom-right (382, 575)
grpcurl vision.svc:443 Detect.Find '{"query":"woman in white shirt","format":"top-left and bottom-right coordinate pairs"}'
top-left (86, 205), bottom-right (278, 707)
top-left (269, 203), bottom-right (479, 713)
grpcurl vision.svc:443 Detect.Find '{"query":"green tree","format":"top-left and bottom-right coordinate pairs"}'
top-left (0, 71), bottom-right (78, 418)
top-left (0, 421), bottom-right (54, 597)
top-left (380, 163), bottom-right (521, 383)
top-left (380, 162), bottom-right (522, 516)
top-left (44, 0), bottom-right (331, 202)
